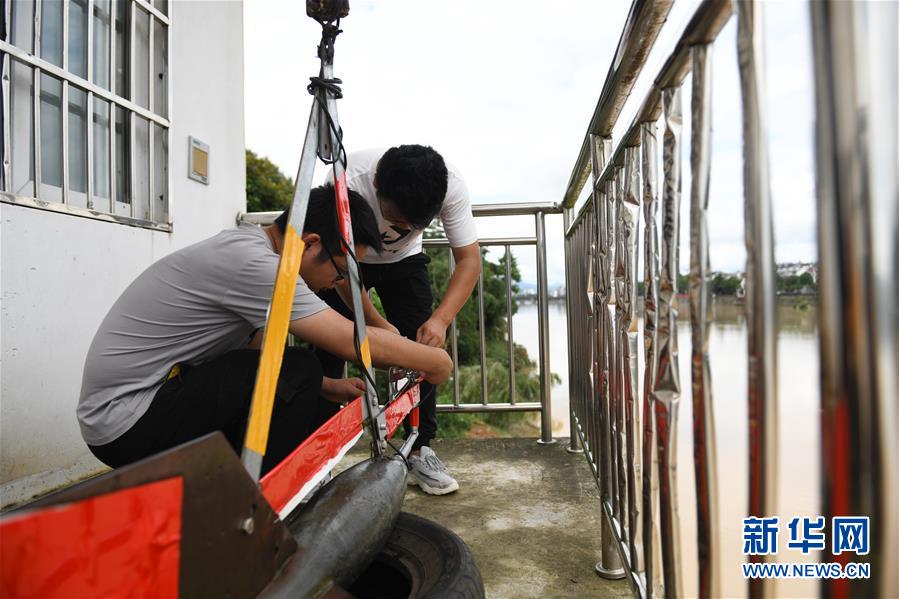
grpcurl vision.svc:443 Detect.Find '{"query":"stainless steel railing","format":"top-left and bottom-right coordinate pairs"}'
top-left (239, 201), bottom-right (563, 444)
top-left (561, 0), bottom-right (897, 598)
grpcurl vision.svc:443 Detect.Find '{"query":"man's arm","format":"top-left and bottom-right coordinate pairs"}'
top-left (334, 281), bottom-right (400, 336)
top-left (417, 242), bottom-right (481, 347)
top-left (290, 308), bottom-right (452, 383)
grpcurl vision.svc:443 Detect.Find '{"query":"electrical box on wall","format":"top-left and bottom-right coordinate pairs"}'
top-left (188, 137), bottom-right (210, 185)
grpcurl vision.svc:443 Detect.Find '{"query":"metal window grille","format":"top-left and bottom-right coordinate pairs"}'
top-left (1, 0), bottom-right (171, 231)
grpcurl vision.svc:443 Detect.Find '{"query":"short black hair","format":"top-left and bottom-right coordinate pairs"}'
top-left (374, 145), bottom-right (448, 230)
top-left (274, 185), bottom-right (383, 256)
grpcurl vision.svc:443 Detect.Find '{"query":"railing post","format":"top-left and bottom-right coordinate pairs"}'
top-left (810, 1), bottom-right (899, 596)
top-left (535, 210), bottom-right (556, 445)
top-left (655, 85), bottom-right (684, 599)
top-left (563, 207), bottom-right (583, 454)
top-left (689, 42), bottom-right (719, 599)
top-left (448, 249), bottom-right (461, 407)
top-left (591, 134), bottom-right (625, 580)
top-left (505, 244), bottom-right (517, 407)
top-left (737, 4), bottom-right (778, 597)
top-left (640, 119), bottom-right (663, 598)
top-left (477, 258), bottom-right (488, 407)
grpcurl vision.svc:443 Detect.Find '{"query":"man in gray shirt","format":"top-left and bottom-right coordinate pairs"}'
top-left (79, 185), bottom-right (453, 474)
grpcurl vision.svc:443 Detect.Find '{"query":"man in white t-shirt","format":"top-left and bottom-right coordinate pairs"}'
top-left (317, 145), bottom-right (480, 495)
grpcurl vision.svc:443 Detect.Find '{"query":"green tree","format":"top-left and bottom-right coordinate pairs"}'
top-left (711, 273), bottom-right (742, 296)
top-left (246, 150), bottom-right (294, 213)
top-left (776, 272), bottom-right (816, 294)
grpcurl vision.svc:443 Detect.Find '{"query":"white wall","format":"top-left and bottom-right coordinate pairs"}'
top-left (0, 1), bottom-right (246, 508)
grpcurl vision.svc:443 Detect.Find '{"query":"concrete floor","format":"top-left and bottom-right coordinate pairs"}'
top-left (338, 438), bottom-right (631, 599)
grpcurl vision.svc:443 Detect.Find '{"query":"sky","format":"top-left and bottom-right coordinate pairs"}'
top-left (243, 0), bottom-right (818, 287)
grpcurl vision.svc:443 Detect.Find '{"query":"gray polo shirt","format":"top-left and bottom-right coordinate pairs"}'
top-left (77, 223), bottom-right (328, 446)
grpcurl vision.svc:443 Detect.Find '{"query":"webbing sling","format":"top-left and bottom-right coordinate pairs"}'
top-left (240, 1), bottom-right (387, 482)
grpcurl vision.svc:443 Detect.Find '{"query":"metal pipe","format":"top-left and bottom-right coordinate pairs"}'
top-left (62, 0), bottom-right (69, 205)
top-left (471, 201), bottom-right (563, 216)
top-left (654, 85), bottom-right (683, 599)
top-left (85, 0), bottom-right (94, 209)
top-left (505, 245), bottom-right (516, 406)
top-left (396, 431), bottom-right (419, 459)
top-left (128, 0), bottom-right (135, 216)
top-left (32, 0), bottom-right (42, 200)
top-left (107, 0), bottom-right (115, 206)
top-left (640, 119), bottom-right (663, 598)
top-left (163, 1), bottom-right (172, 223)
top-left (737, 6), bottom-right (778, 598)
top-left (689, 42), bottom-right (719, 599)
top-left (563, 0), bottom-right (675, 207)
top-left (148, 12), bottom-right (154, 219)
top-left (603, 176), bottom-right (621, 536)
top-left (1, 52), bottom-right (10, 194)
top-left (477, 257), bottom-right (488, 406)
top-left (598, 191), bottom-right (625, 580)
top-left (810, 1), bottom-right (898, 596)
top-left (567, 0), bottom-right (734, 220)
top-left (535, 211), bottom-right (555, 445)
top-left (589, 134), bottom-right (625, 580)
top-left (436, 403), bottom-right (542, 414)
top-left (563, 205), bottom-right (583, 454)
top-left (1, 0), bottom-right (11, 192)
top-left (423, 236), bottom-right (538, 248)
top-left (613, 167), bottom-right (629, 547)
top-left (448, 249), bottom-right (460, 408)
top-left (621, 145), bottom-right (642, 575)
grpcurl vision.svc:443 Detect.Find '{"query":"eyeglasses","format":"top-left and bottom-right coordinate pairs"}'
top-left (322, 246), bottom-right (348, 283)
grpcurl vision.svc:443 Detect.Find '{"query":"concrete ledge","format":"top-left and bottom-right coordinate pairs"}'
top-left (0, 454), bottom-right (109, 511)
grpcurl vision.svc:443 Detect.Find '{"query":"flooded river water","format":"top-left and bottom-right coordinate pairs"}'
top-left (513, 297), bottom-right (819, 597)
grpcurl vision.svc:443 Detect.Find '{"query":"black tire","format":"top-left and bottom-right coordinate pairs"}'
top-left (346, 512), bottom-right (485, 599)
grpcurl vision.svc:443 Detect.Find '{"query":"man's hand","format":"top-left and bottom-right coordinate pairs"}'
top-left (321, 376), bottom-right (367, 404)
top-left (416, 316), bottom-right (448, 348)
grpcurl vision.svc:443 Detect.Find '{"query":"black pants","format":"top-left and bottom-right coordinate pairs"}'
top-left (89, 348), bottom-right (325, 476)
top-left (315, 253), bottom-right (437, 450)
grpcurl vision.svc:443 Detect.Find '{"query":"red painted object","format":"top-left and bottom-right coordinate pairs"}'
top-left (261, 384), bottom-right (420, 517)
top-left (261, 398), bottom-right (364, 516)
top-left (385, 385), bottom-right (420, 439)
top-left (0, 477), bottom-right (183, 599)
top-left (333, 173), bottom-right (352, 249)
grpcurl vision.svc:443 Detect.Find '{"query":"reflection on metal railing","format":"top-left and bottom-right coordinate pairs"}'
top-left (810, 2), bottom-right (899, 597)
top-left (563, 0), bottom-right (898, 597)
top-left (240, 202), bottom-right (563, 444)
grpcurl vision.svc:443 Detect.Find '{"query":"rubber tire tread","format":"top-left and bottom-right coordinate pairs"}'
top-left (382, 511), bottom-right (484, 599)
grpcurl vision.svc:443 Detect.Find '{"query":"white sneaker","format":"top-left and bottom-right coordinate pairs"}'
top-left (407, 447), bottom-right (459, 495)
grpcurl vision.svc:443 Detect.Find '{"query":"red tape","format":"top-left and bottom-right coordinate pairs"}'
top-left (0, 477), bottom-right (183, 599)
top-left (260, 383), bottom-right (421, 517)
top-left (261, 398), bottom-right (363, 515)
top-left (385, 385), bottom-right (420, 439)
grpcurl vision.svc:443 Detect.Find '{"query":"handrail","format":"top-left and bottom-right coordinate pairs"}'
top-left (237, 200), bottom-right (562, 227)
top-left (566, 0), bottom-right (733, 234)
top-left (561, 0), bottom-right (674, 208)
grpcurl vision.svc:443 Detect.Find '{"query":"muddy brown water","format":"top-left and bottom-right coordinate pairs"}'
top-left (513, 297), bottom-right (819, 598)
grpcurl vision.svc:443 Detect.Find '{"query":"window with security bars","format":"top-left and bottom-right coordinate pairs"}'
top-left (1, 0), bottom-right (170, 228)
